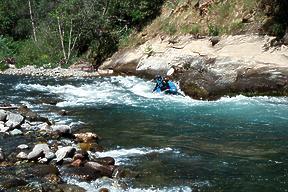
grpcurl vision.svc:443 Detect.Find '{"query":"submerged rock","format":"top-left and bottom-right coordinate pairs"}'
top-left (84, 161), bottom-right (115, 178)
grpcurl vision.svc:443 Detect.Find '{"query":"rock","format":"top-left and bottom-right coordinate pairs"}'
top-left (9, 129), bottom-right (23, 136)
top-left (99, 48), bottom-right (143, 74)
top-left (95, 157), bottom-right (115, 166)
top-left (74, 132), bottom-right (100, 143)
top-left (84, 161), bottom-right (115, 178)
top-left (0, 178), bottom-right (28, 189)
top-left (51, 124), bottom-right (72, 137)
top-left (27, 143), bottom-right (54, 161)
top-left (209, 36), bottom-right (220, 46)
top-left (61, 166), bottom-right (102, 181)
top-left (99, 188), bottom-right (110, 192)
top-left (0, 109), bottom-right (7, 121)
top-left (38, 122), bottom-right (50, 131)
top-left (0, 148), bottom-right (4, 161)
top-left (71, 159), bottom-right (83, 167)
top-left (21, 164), bottom-right (60, 183)
top-left (18, 105), bottom-right (51, 124)
top-left (16, 152), bottom-right (28, 159)
top-left (58, 109), bottom-right (69, 116)
top-left (5, 112), bottom-right (24, 129)
top-left (0, 124), bottom-right (10, 132)
top-left (17, 144), bottom-right (29, 150)
top-left (55, 146), bottom-right (76, 163)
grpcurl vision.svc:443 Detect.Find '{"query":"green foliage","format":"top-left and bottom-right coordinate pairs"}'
top-left (271, 23), bottom-right (285, 37)
top-left (180, 24), bottom-right (200, 35)
top-left (0, 0), bottom-right (164, 68)
top-left (243, 0), bottom-right (257, 11)
top-left (0, 35), bottom-right (16, 70)
top-left (16, 27), bottom-right (62, 68)
top-left (229, 20), bottom-right (244, 34)
top-left (208, 24), bottom-right (221, 36)
top-left (161, 19), bottom-right (177, 35)
top-left (0, 36), bottom-right (15, 58)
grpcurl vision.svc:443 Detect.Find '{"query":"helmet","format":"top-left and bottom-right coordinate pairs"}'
top-left (154, 75), bottom-right (162, 81)
top-left (154, 75), bottom-right (163, 84)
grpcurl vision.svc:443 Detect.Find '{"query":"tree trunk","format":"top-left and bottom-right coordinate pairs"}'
top-left (57, 17), bottom-right (67, 62)
top-left (28, 0), bottom-right (37, 42)
top-left (103, 0), bottom-right (110, 16)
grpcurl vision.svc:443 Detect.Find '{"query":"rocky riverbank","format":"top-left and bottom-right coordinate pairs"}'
top-left (0, 105), bottom-right (134, 191)
top-left (0, 65), bottom-right (113, 77)
top-left (100, 34), bottom-right (288, 100)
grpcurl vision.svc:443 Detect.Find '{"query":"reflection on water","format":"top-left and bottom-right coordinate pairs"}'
top-left (0, 75), bottom-right (288, 191)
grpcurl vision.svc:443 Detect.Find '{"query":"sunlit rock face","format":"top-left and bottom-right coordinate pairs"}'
top-left (101, 35), bottom-right (288, 100)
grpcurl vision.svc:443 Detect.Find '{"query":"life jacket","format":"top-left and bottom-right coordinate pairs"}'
top-left (166, 81), bottom-right (178, 94)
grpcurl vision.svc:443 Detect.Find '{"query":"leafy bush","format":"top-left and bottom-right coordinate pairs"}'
top-left (16, 27), bottom-right (63, 69)
top-left (0, 36), bottom-right (15, 59)
top-left (208, 24), bottom-right (220, 36)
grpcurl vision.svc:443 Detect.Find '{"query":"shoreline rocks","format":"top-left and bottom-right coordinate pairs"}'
top-left (0, 106), bottom-right (130, 191)
top-left (0, 65), bottom-right (113, 77)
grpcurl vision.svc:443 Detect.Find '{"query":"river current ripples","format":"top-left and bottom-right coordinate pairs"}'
top-left (1, 75), bottom-right (288, 192)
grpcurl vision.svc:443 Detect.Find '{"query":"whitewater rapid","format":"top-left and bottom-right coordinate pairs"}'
top-left (9, 76), bottom-right (288, 192)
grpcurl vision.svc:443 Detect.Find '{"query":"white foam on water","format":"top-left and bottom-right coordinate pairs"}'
top-left (95, 147), bottom-right (176, 165)
top-left (66, 177), bottom-right (193, 192)
top-left (14, 76), bottom-right (288, 108)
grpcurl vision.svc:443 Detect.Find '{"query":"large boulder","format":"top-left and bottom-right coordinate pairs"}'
top-left (51, 125), bottom-right (72, 137)
top-left (18, 105), bottom-right (51, 124)
top-left (84, 161), bottom-right (115, 178)
top-left (101, 35), bottom-right (288, 100)
top-left (27, 143), bottom-right (55, 161)
top-left (5, 112), bottom-right (24, 129)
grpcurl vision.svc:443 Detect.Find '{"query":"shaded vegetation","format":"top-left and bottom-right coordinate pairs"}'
top-left (0, 0), bottom-right (164, 68)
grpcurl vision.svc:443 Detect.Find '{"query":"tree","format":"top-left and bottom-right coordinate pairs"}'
top-left (28, 0), bottom-right (37, 41)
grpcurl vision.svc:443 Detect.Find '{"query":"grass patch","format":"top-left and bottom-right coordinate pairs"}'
top-left (180, 23), bottom-right (201, 35)
top-left (160, 18), bottom-right (177, 35)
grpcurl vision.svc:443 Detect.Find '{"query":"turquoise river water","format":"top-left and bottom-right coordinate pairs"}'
top-left (0, 75), bottom-right (288, 192)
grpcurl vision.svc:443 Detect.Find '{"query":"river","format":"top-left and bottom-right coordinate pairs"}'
top-left (1, 74), bottom-right (288, 192)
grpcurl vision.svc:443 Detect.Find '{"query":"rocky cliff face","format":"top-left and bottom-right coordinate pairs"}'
top-left (100, 35), bottom-right (288, 100)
